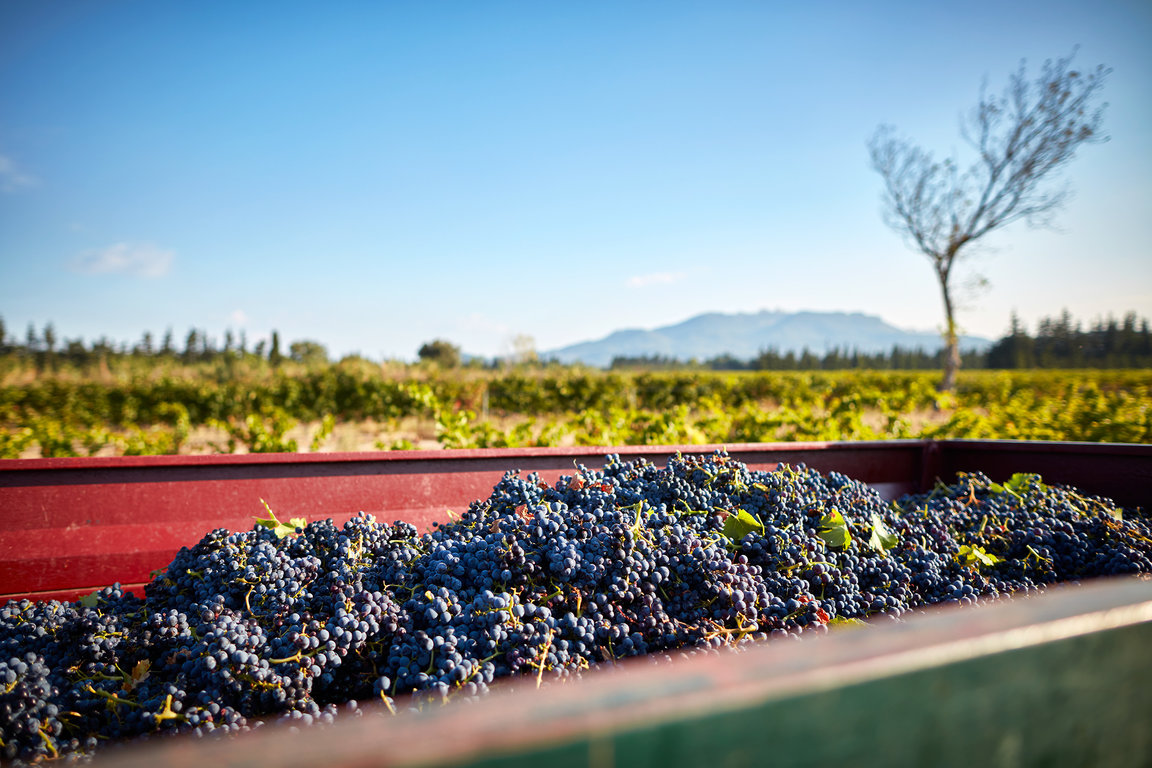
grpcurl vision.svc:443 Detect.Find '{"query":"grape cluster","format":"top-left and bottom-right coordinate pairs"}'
top-left (2, 452), bottom-right (1150, 764)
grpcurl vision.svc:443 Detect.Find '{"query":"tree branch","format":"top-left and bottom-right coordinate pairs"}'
top-left (868, 50), bottom-right (1109, 390)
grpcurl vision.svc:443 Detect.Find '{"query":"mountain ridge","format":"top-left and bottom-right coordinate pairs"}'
top-left (542, 310), bottom-right (992, 367)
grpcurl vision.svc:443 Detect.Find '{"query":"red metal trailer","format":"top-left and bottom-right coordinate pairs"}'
top-left (1, 439), bottom-right (1148, 604)
top-left (2, 440), bottom-right (1150, 767)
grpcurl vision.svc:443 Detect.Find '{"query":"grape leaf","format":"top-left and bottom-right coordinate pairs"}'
top-left (721, 509), bottom-right (764, 541)
top-left (829, 616), bottom-right (867, 628)
top-left (124, 659), bottom-right (151, 691)
top-left (78, 590), bottom-right (100, 608)
top-left (867, 513), bottom-right (899, 554)
top-left (989, 473), bottom-right (1045, 497)
top-left (817, 508), bottom-right (852, 550)
top-left (956, 544), bottom-right (1003, 568)
top-left (255, 499), bottom-right (306, 539)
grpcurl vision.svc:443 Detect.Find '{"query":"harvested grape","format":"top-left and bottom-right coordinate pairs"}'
top-left (1, 452), bottom-right (1148, 764)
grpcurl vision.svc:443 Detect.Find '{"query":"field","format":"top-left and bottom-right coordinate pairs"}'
top-left (2, 365), bottom-right (1150, 458)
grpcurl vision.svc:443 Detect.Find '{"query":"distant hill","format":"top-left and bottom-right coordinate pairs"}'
top-left (542, 310), bottom-right (992, 368)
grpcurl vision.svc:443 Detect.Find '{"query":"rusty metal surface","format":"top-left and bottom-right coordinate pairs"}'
top-left (88, 576), bottom-right (1152, 768)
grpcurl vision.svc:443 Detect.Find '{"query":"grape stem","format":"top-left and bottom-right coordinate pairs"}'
top-left (535, 627), bottom-right (555, 689)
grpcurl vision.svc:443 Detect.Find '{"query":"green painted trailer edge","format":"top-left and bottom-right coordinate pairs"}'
top-left (95, 577), bottom-right (1152, 768)
top-left (465, 619), bottom-right (1151, 768)
top-left (453, 580), bottom-right (1152, 768)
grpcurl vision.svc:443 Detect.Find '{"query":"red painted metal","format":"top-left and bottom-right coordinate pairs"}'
top-left (1, 442), bottom-right (1150, 767)
top-left (934, 439), bottom-right (1152, 509)
top-left (1, 440), bottom-right (1148, 603)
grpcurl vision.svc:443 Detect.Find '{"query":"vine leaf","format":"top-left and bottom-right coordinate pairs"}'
top-left (124, 659), bottom-right (151, 692)
top-left (989, 473), bottom-right (1045, 497)
top-left (255, 499), bottom-right (307, 539)
top-left (78, 591), bottom-right (101, 608)
top-left (956, 544), bottom-right (1002, 569)
top-left (817, 508), bottom-right (852, 550)
top-left (722, 509), bottom-right (764, 542)
top-left (867, 514), bottom-right (899, 554)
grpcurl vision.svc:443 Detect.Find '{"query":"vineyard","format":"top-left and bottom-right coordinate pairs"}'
top-left (3, 365), bottom-right (1150, 458)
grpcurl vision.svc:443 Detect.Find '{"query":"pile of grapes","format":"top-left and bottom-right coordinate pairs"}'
top-left (2, 452), bottom-right (1150, 764)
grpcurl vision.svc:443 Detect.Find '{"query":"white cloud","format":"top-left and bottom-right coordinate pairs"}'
top-left (74, 242), bottom-right (174, 278)
top-left (229, 309), bottom-right (249, 326)
top-left (0, 154), bottom-right (37, 191)
top-left (626, 271), bottom-right (688, 288)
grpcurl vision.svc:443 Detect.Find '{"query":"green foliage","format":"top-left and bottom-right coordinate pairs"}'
top-left (288, 340), bottom-right (329, 366)
top-left (310, 413), bottom-right (337, 451)
top-left (2, 368), bottom-right (1149, 457)
top-left (817, 508), bottom-right (852, 550)
top-left (956, 544), bottom-right (1003, 569)
top-left (211, 407), bottom-right (298, 453)
top-left (254, 500), bottom-right (307, 539)
top-left (989, 473), bottom-right (1046, 497)
top-left (417, 339), bottom-right (462, 368)
top-left (868, 513), bottom-right (899, 554)
top-left (376, 437), bottom-right (415, 451)
top-left (721, 509), bottom-right (765, 542)
top-left (0, 427), bottom-right (34, 458)
top-left (269, 331), bottom-right (283, 366)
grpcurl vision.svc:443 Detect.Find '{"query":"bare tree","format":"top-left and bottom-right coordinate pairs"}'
top-left (869, 51), bottom-right (1109, 390)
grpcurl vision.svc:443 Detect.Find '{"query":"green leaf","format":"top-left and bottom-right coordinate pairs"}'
top-left (817, 508), bottom-right (852, 550)
top-left (829, 616), bottom-right (867, 628)
top-left (78, 590), bottom-right (100, 608)
top-left (254, 499), bottom-right (306, 539)
top-left (956, 544), bottom-right (1003, 569)
top-left (867, 513), bottom-right (899, 554)
top-left (989, 473), bottom-right (1045, 497)
top-left (722, 508), bottom-right (764, 541)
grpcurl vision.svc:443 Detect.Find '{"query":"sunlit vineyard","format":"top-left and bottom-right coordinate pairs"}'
top-left (2, 366), bottom-right (1150, 458)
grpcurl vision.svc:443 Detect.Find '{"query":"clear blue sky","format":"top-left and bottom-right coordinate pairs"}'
top-left (1, 1), bottom-right (1149, 360)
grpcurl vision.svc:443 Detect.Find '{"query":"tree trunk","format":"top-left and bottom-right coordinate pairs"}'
top-left (940, 328), bottom-right (961, 392)
top-left (937, 263), bottom-right (961, 392)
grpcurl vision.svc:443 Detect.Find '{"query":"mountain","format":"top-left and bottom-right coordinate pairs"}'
top-left (542, 310), bottom-right (992, 368)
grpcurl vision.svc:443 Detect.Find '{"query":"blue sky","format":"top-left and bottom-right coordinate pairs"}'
top-left (1, 1), bottom-right (1149, 361)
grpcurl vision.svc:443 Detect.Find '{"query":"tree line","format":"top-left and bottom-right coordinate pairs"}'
top-left (1, 310), bottom-right (1149, 375)
top-left (985, 310), bottom-right (1152, 369)
top-left (610, 311), bottom-right (1152, 371)
top-left (0, 319), bottom-right (330, 372)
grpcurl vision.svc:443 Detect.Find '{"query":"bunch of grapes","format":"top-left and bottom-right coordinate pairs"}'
top-left (2, 452), bottom-right (1149, 764)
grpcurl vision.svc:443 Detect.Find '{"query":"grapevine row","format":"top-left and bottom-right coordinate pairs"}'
top-left (3, 370), bottom-right (1149, 457)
